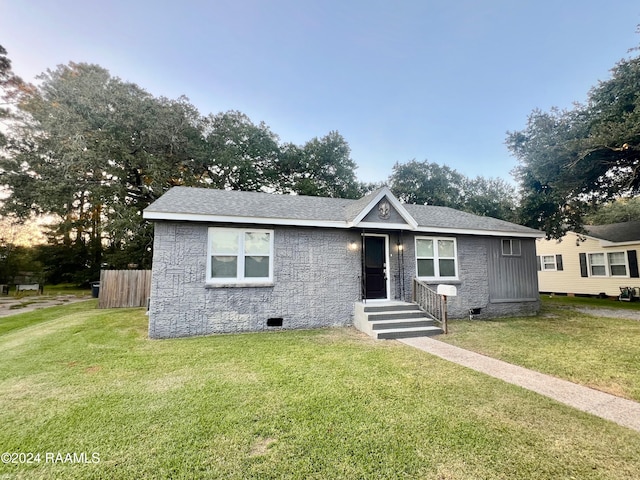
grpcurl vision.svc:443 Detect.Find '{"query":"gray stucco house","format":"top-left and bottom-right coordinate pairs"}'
top-left (143, 186), bottom-right (543, 339)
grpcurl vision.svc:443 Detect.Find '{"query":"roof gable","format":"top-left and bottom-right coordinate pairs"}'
top-left (347, 186), bottom-right (418, 230)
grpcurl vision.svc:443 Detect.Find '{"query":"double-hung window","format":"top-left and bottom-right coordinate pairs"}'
top-left (208, 228), bottom-right (274, 284)
top-left (587, 253), bottom-right (607, 277)
top-left (541, 255), bottom-right (557, 271)
top-left (415, 237), bottom-right (458, 279)
top-left (607, 252), bottom-right (628, 277)
top-left (586, 252), bottom-right (628, 277)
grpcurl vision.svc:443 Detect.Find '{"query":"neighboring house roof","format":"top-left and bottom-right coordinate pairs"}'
top-left (144, 186), bottom-right (543, 238)
top-left (583, 221), bottom-right (640, 244)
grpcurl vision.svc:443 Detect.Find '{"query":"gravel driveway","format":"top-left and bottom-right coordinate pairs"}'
top-left (572, 306), bottom-right (640, 321)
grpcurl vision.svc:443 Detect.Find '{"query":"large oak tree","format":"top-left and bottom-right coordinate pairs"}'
top-left (389, 159), bottom-right (518, 221)
top-left (1, 63), bottom-right (207, 279)
top-left (507, 45), bottom-right (640, 237)
top-left (279, 130), bottom-right (362, 199)
top-left (0, 62), bottom-right (363, 282)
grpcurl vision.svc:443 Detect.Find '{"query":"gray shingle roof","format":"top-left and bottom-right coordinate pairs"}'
top-left (584, 221), bottom-right (640, 243)
top-left (403, 203), bottom-right (537, 235)
top-left (144, 186), bottom-right (542, 237)
top-left (145, 187), bottom-right (353, 222)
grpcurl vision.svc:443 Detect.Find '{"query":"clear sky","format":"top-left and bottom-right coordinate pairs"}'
top-left (2, 1), bottom-right (639, 184)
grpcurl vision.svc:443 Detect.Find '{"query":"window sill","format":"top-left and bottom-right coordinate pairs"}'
top-left (206, 282), bottom-right (274, 288)
top-left (417, 279), bottom-right (461, 285)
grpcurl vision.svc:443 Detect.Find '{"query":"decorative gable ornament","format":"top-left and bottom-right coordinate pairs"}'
top-left (378, 201), bottom-right (391, 220)
top-left (348, 187), bottom-right (419, 230)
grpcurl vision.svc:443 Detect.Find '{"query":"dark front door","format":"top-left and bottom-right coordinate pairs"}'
top-left (364, 236), bottom-right (387, 299)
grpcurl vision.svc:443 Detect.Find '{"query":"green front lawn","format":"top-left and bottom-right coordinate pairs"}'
top-left (0, 301), bottom-right (94, 336)
top-left (1, 303), bottom-right (639, 479)
top-left (441, 296), bottom-right (640, 401)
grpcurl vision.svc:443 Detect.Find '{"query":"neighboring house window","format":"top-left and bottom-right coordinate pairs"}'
top-left (541, 255), bottom-right (557, 271)
top-left (502, 239), bottom-right (521, 256)
top-left (607, 252), bottom-right (628, 277)
top-left (415, 237), bottom-right (458, 279)
top-left (588, 253), bottom-right (606, 276)
top-left (586, 251), bottom-right (628, 277)
top-left (536, 254), bottom-right (564, 272)
top-left (207, 228), bottom-right (274, 283)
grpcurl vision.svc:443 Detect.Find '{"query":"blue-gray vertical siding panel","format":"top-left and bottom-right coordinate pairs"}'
top-left (484, 238), bottom-right (540, 316)
top-left (148, 222), bottom-right (362, 339)
top-left (486, 238), bottom-right (539, 301)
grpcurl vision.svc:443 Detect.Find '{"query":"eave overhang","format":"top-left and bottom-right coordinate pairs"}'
top-left (143, 211), bottom-right (544, 238)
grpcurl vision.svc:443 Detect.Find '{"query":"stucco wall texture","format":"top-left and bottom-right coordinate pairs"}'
top-left (148, 222), bottom-right (539, 338)
top-left (149, 222), bottom-right (362, 338)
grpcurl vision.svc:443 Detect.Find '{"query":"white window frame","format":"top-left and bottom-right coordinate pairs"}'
top-left (207, 227), bottom-right (274, 284)
top-left (587, 253), bottom-right (607, 277)
top-left (502, 239), bottom-right (522, 256)
top-left (607, 252), bottom-right (628, 277)
top-left (541, 255), bottom-right (557, 271)
top-left (414, 236), bottom-right (459, 280)
top-left (586, 251), bottom-right (629, 278)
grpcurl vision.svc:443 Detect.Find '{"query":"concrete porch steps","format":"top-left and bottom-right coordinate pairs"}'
top-left (354, 301), bottom-right (444, 340)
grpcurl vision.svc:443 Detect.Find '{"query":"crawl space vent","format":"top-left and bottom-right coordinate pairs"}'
top-left (267, 318), bottom-right (283, 327)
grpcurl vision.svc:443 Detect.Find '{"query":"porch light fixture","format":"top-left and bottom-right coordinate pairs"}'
top-left (349, 240), bottom-right (358, 251)
top-left (397, 243), bottom-right (404, 252)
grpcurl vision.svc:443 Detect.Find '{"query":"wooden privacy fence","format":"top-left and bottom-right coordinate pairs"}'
top-left (98, 270), bottom-right (151, 309)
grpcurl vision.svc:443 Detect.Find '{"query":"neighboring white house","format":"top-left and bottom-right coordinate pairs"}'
top-left (536, 221), bottom-right (640, 297)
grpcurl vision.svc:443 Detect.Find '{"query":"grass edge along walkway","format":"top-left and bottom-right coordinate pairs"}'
top-left (400, 336), bottom-right (640, 432)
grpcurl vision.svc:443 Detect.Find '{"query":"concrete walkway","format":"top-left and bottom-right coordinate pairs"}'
top-left (399, 336), bottom-right (640, 433)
